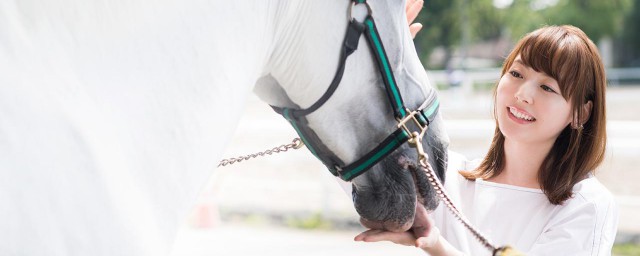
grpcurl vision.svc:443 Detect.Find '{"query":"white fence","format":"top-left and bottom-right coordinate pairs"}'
top-left (426, 67), bottom-right (640, 91)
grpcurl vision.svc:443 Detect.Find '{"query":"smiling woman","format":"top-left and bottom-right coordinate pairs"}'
top-left (477, 25), bottom-right (606, 203)
top-left (357, 25), bottom-right (618, 256)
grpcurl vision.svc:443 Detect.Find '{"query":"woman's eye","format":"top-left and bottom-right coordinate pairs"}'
top-left (541, 85), bottom-right (556, 93)
top-left (509, 71), bottom-right (523, 79)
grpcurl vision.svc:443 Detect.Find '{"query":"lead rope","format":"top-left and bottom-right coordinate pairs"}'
top-left (397, 104), bottom-right (523, 255)
top-left (217, 138), bottom-right (304, 167)
top-left (415, 154), bottom-right (497, 251)
top-left (413, 142), bottom-right (523, 256)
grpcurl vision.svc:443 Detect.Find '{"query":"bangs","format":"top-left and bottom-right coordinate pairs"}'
top-left (516, 26), bottom-right (595, 101)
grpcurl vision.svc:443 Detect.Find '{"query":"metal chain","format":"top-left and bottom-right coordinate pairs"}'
top-left (401, 116), bottom-right (500, 253)
top-left (217, 135), bottom-right (506, 254)
top-left (217, 138), bottom-right (304, 167)
top-left (416, 155), bottom-right (498, 253)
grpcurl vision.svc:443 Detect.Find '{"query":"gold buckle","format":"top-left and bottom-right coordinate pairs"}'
top-left (396, 109), bottom-right (429, 162)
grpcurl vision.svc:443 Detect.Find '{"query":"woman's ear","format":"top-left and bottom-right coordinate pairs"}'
top-left (572, 100), bottom-right (592, 129)
top-left (578, 100), bottom-right (593, 126)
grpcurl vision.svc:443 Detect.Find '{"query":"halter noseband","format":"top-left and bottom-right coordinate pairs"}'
top-left (271, 0), bottom-right (440, 181)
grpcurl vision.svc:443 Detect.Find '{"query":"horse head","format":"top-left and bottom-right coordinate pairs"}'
top-left (254, 0), bottom-right (449, 233)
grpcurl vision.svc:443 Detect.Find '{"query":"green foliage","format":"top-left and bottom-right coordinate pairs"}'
top-left (542, 0), bottom-right (631, 40)
top-left (624, 0), bottom-right (640, 44)
top-left (414, 0), bottom-right (462, 68)
top-left (414, 0), bottom-right (502, 68)
top-left (613, 242), bottom-right (640, 255)
top-left (286, 213), bottom-right (332, 230)
top-left (467, 0), bottom-right (502, 40)
top-left (499, 0), bottom-right (631, 40)
top-left (499, 0), bottom-right (547, 39)
top-left (412, 0), bottom-right (634, 67)
top-left (621, 0), bottom-right (640, 66)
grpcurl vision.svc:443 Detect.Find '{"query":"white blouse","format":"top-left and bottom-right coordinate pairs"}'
top-left (432, 152), bottom-right (619, 256)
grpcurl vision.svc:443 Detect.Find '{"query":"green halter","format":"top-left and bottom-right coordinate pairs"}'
top-left (271, 0), bottom-right (440, 181)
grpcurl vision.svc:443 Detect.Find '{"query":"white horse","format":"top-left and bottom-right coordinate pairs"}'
top-left (0, 0), bottom-right (448, 255)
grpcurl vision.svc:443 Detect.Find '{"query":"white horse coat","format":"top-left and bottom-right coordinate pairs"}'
top-left (0, 0), bottom-right (444, 255)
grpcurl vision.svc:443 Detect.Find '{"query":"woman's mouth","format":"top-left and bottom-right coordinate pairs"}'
top-left (507, 106), bottom-right (536, 123)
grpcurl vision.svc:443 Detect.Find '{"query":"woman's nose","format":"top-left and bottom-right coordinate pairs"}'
top-left (514, 83), bottom-right (535, 104)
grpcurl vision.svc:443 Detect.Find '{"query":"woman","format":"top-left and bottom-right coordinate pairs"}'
top-left (356, 13), bottom-right (619, 256)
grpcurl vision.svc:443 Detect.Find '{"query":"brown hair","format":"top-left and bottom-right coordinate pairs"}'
top-left (461, 25), bottom-right (607, 205)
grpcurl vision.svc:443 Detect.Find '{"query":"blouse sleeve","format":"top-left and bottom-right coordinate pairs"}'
top-left (526, 191), bottom-right (619, 256)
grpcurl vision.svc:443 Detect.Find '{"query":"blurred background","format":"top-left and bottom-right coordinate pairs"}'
top-left (173, 1), bottom-right (640, 255)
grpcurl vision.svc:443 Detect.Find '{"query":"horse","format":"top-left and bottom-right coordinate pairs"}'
top-left (0, 0), bottom-right (449, 255)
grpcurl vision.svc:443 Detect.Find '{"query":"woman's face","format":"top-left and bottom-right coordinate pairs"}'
top-left (496, 55), bottom-right (573, 145)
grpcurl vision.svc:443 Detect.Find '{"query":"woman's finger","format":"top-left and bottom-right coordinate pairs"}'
top-left (416, 226), bottom-right (440, 248)
top-left (354, 229), bottom-right (384, 241)
top-left (406, 0), bottom-right (423, 25)
top-left (409, 23), bottom-right (423, 39)
top-left (405, 0), bottom-right (415, 12)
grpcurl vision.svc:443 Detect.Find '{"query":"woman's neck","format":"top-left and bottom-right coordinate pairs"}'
top-left (489, 138), bottom-right (554, 189)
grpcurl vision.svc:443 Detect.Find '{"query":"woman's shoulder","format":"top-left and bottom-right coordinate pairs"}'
top-left (443, 151), bottom-right (478, 192)
top-left (538, 176), bottom-right (619, 254)
top-left (569, 176), bottom-right (617, 208)
top-left (547, 176), bottom-right (618, 231)
top-left (445, 150), bottom-right (482, 185)
top-left (446, 150), bottom-right (482, 175)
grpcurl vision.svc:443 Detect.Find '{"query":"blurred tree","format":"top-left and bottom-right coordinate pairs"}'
top-left (468, 0), bottom-right (502, 41)
top-left (500, 0), bottom-right (631, 41)
top-left (414, 0), bottom-right (500, 69)
top-left (499, 0), bottom-right (546, 40)
top-left (542, 0), bottom-right (631, 41)
top-left (501, 0), bottom-right (632, 67)
top-left (621, 0), bottom-right (640, 66)
top-left (413, 0), bottom-right (461, 69)
top-left (412, 0), bottom-right (631, 68)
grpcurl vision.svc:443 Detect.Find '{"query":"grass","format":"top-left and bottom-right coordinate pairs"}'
top-left (613, 243), bottom-right (640, 256)
top-left (220, 210), bottom-right (340, 231)
top-left (285, 213), bottom-right (333, 230)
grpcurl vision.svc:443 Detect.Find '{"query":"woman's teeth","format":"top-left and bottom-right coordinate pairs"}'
top-left (509, 107), bottom-right (535, 121)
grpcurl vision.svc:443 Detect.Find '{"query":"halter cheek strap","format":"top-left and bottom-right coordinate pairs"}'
top-left (271, 0), bottom-right (440, 181)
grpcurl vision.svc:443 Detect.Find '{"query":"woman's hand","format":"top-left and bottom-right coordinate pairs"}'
top-left (354, 208), bottom-right (463, 256)
top-left (354, 202), bottom-right (441, 249)
top-left (353, 207), bottom-right (441, 249)
top-left (406, 0), bottom-right (424, 39)
top-left (353, 225), bottom-right (441, 249)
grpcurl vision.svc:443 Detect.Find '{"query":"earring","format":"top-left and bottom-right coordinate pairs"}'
top-left (573, 123), bottom-right (584, 130)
